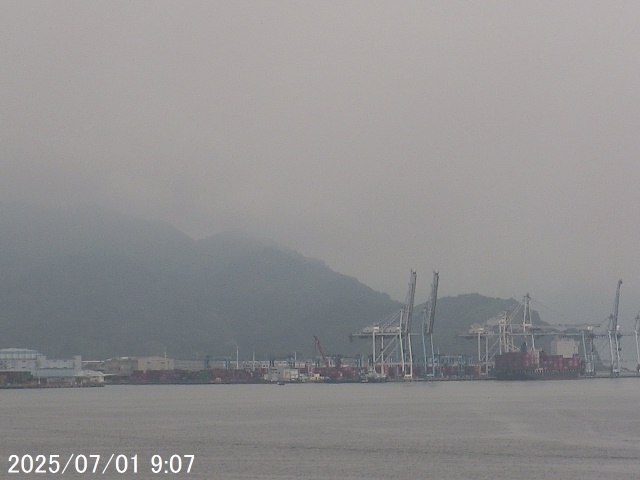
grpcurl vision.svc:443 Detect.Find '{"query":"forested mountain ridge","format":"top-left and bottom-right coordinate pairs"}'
top-left (0, 204), bottom-right (529, 360)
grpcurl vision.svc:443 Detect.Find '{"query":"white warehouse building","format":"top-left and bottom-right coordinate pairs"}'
top-left (0, 348), bottom-right (103, 385)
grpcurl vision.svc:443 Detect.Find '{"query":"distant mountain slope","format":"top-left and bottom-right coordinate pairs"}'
top-left (0, 204), bottom-right (532, 361)
top-left (0, 204), bottom-right (400, 359)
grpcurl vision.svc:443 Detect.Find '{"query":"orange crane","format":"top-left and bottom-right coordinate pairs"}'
top-left (313, 335), bottom-right (331, 369)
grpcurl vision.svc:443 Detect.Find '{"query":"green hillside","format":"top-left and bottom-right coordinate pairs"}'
top-left (0, 204), bottom-right (531, 361)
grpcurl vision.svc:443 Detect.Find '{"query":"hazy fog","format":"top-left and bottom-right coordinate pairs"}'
top-left (2, 2), bottom-right (639, 328)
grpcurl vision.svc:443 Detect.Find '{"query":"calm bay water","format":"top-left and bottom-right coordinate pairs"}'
top-left (1, 380), bottom-right (639, 479)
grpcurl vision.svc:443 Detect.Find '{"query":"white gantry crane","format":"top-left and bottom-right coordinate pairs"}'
top-left (461, 281), bottom-right (627, 377)
top-left (351, 269), bottom-right (417, 380)
top-left (461, 297), bottom-right (525, 371)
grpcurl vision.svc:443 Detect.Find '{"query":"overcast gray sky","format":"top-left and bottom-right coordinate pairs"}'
top-left (2, 2), bottom-right (640, 328)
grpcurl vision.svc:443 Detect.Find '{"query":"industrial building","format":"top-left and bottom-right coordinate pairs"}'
top-left (84, 356), bottom-right (174, 376)
top-left (0, 348), bottom-right (104, 386)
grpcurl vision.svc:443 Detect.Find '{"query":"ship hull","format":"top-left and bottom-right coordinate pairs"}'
top-left (494, 369), bottom-right (581, 381)
top-left (494, 351), bottom-right (584, 381)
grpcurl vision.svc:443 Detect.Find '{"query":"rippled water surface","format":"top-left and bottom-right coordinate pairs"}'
top-left (2, 380), bottom-right (640, 479)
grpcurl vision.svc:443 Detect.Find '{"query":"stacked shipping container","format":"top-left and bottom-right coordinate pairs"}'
top-left (494, 350), bottom-right (584, 380)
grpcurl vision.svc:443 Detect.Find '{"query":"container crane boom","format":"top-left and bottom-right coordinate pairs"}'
top-left (608, 280), bottom-right (622, 376)
top-left (400, 270), bottom-right (417, 378)
top-left (398, 270), bottom-right (417, 336)
top-left (422, 270), bottom-right (439, 377)
top-left (424, 270), bottom-right (439, 336)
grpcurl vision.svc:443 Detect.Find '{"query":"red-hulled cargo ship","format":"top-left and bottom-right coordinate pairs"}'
top-left (493, 350), bottom-right (584, 380)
